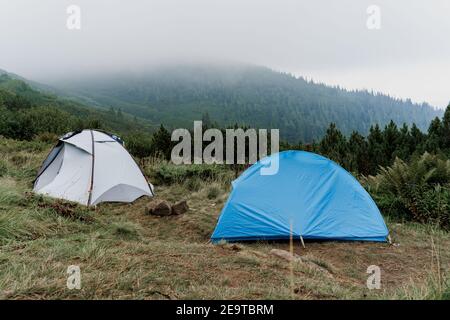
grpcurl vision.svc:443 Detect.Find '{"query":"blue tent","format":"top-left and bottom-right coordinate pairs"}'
top-left (211, 151), bottom-right (388, 242)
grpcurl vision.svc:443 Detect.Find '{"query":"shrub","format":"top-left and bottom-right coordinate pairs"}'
top-left (36, 132), bottom-right (58, 143)
top-left (364, 152), bottom-right (450, 228)
top-left (124, 132), bottom-right (153, 159)
top-left (149, 163), bottom-right (226, 185)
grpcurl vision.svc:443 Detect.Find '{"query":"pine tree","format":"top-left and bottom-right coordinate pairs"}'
top-left (425, 117), bottom-right (442, 153)
top-left (382, 120), bottom-right (400, 163)
top-left (410, 123), bottom-right (425, 154)
top-left (348, 131), bottom-right (370, 174)
top-left (441, 105), bottom-right (450, 150)
top-left (368, 124), bottom-right (385, 173)
top-left (151, 124), bottom-right (172, 160)
top-left (319, 123), bottom-right (348, 166)
top-left (394, 123), bottom-right (413, 161)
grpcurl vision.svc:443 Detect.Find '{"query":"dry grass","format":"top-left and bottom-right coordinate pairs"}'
top-left (0, 137), bottom-right (449, 299)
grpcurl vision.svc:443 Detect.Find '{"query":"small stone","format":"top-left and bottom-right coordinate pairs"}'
top-left (171, 200), bottom-right (188, 215)
top-left (147, 200), bottom-right (172, 216)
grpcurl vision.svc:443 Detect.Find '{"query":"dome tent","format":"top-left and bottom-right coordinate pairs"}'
top-left (211, 151), bottom-right (388, 242)
top-left (34, 129), bottom-right (154, 206)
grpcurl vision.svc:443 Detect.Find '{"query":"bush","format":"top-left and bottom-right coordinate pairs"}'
top-left (36, 132), bottom-right (58, 143)
top-left (150, 163), bottom-right (226, 185)
top-left (24, 106), bottom-right (75, 136)
top-left (124, 132), bottom-right (153, 159)
top-left (365, 152), bottom-right (450, 228)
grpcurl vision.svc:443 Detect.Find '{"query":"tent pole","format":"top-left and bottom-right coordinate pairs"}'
top-left (300, 235), bottom-right (306, 248)
top-left (87, 129), bottom-right (95, 206)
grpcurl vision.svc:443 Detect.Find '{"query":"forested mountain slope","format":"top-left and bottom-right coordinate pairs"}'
top-left (51, 64), bottom-right (443, 142)
top-left (0, 72), bottom-right (154, 140)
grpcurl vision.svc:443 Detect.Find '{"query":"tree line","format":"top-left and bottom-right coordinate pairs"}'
top-left (48, 64), bottom-right (442, 143)
top-left (123, 105), bottom-right (450, 178)
top-left (301, 105), bottom-right (450, 175)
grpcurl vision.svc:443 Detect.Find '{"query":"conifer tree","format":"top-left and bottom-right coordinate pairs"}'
top-left (348, 131), bottom-right (370, 174)
top-left (151, 124), bottom-right (172, 160)
top-left (319, 123), bottom-right (348, 166)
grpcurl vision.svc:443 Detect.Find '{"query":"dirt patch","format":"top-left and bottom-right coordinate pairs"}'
top-left (272, 236), bottom-right (442, 294)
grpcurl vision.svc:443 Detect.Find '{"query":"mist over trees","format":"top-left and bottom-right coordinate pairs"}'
top-left (52, 64), bottom-right (442, 143)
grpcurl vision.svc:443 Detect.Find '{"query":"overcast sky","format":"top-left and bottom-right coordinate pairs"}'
top-left (1, 0), bottom-right (449, 108)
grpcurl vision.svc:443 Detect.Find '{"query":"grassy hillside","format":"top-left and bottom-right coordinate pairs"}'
top-left (0, 73), bottom-right (156, 140)
top-left (51, 64), bottom-right (443, 142)
top-left (1, 138), bottom-right (449, 299)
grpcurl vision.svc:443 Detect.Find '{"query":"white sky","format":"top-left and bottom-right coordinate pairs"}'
top-left (0, 0), bottom-right (449, 108)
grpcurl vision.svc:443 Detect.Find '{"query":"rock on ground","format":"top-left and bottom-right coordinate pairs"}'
top-left (145, 200), bottom-right (172, 216)
top-left (171, 200), bottom-right (188, 215)
top-left (144, 200), bottom-right (189, 216)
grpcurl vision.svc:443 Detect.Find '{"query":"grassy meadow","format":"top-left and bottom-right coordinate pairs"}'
top-left (0, 137), bottom-right (449, 300)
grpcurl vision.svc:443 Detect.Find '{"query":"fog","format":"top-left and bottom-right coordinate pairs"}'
top-left (1, 0), bottom-right (449, 107)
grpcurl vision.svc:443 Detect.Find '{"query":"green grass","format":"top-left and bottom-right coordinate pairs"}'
top-left (0, 137), bottom-right (449, 299)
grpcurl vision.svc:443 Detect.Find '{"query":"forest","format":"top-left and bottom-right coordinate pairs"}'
top-left (50, 64), bottom-right (442, 142)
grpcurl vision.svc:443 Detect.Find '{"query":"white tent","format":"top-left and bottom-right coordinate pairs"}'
top-left (33, 129), bottom-right (154, 206)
